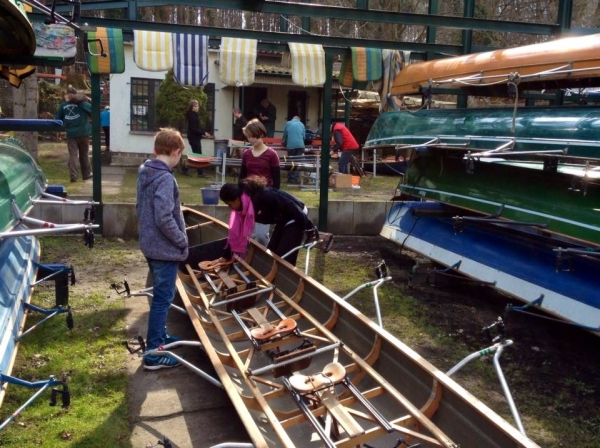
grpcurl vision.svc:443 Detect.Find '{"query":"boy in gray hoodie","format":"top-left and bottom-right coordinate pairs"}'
top-left (136, 128), bottom-right (188, 370)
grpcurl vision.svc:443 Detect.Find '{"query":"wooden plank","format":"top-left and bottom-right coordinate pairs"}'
top-left (318, 388), bottom-right (364, 438)
top-left (247, 307), bottom-right (273, 329)
top-left (216, 269), bottom-right (237, 291)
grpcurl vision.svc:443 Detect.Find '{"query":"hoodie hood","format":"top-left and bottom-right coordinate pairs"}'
top-left (138, 159), bottom-right (173, 189)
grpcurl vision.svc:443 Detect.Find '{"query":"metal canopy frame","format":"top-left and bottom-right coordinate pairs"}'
top-left (21, 0), bottom-right (575, 231)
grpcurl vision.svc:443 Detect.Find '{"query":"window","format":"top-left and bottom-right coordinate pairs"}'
top-left (130, 78), bottom-right (161, 132)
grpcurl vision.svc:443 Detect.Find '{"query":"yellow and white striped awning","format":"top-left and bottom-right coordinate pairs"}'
top-left (133, 30), bottom-right (173, 71)
top-left (219, 37), bottom-right (257, 86)
top-left (288, 42), bottom-right (325, 87)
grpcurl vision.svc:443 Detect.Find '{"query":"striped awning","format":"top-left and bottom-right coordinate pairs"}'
top-left (219, 37), bottom-right (257, 86)
top-left (288, 42), bottom-right (325, 87)
top-left (339, 47), bottom-right (383, 88)
top-left (87, 28), bottom-right (125, 74)
top-left (172, 33), bottom-right (209, 87)
top-left (133, 30), bottom-right (173, 72)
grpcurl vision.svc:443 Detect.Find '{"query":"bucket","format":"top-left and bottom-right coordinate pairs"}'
top-left (351, 176), bottom-right (360, 186)
top-left (201, 188), bottom-right (220, 205)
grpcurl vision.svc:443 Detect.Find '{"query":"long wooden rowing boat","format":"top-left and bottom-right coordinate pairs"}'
top-left (177, 206), bottom-right (539, 448)
top-left (391, 33), bottom-right (600, 95)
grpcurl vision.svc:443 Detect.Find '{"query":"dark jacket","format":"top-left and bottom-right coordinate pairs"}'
top-left (252, 188), bottom-right (312, 229)
top-left (233, 116), bottom-right (247, 141)
top-left (55, 101), bottom-right (92, 139)
top-left (186, 110), bottom-right (204, 140)
top-left (136, 159), bottom-right (188, 261)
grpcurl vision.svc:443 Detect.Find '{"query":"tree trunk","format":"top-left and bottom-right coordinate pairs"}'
top-left (12, 74), bottom-right (39, 161)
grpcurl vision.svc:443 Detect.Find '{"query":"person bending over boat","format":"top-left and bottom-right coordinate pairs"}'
top-left (217, 175), bottom-right (314, 266)
top-left (330, 121), bottom-right (359, 175)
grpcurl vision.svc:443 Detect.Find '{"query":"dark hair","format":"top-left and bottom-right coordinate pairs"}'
top-left (219, 175), bottom-right (267, 202)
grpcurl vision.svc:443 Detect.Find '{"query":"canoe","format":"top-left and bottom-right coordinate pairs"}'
top-left (380, 201), bottom-right (600, 332)
top-left (176, 206), bottom-right (539, 448)
top-left (391, 34), bottom-right (600, 95)
top-left (0, 232), bottom-right (40, 408)
top-left (0, 138), bottom-right (47, 233)
top-left (364, 107), bottom-right (600, 245)
top-left (364, 106), bottom-right (600, 158)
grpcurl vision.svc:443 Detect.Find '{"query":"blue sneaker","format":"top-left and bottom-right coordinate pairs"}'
top-left (164, 334), bottom-right (181, 345)
top-left (143, 355), bottom-right (181, 371)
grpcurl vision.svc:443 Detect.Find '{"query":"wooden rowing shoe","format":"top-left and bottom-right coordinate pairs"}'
top-left (177, 207), bottom-right (539, 448)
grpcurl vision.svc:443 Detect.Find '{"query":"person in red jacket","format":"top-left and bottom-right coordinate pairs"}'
top-left (330, 122), bottom-right (359, 174)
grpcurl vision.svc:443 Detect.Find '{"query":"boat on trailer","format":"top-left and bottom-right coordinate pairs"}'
top-left (174, 206), bottom-right (539, 448)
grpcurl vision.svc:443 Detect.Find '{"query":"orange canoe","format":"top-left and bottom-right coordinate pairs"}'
top-left (391, 33), bottom-right (600, 95)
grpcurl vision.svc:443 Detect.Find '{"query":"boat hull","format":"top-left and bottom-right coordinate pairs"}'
top-left (390, 34), bottom-right (600, 95)
top-left (380, 201), bottom-right (600, 330)
top-left (0, 231), bottom-right (40, 406)
top-left (0, 138), bottom-right (47, 233)
top-left (0, 0), bottom-right (36, 57)
top-left (365, 107), bottom-right (600, 158)
top-left (177, 207), bottom-right (538, 448)
top-left (402, 149), bottom-right (600, 244)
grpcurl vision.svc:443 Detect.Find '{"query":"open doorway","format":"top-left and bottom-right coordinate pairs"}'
top-left (287, 90), bottom-right (307, 123)
top-left (241, 87), bottom-right (267, 121)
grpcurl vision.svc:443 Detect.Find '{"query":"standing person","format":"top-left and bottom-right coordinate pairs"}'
top-left (255, 98), bottom-right (276, 137)
top-left (281, 116), bottom-right (305, 185)
top-left (55, 86), bottom-right (92, 182)
top-left (100, 106), bottom-right (110, 152)
top-left (183, 99), bottom-right (211, 177)
top-left (240, 118), bottom-right (281, 246)
top-left (232, 107), bottom-right (247, 141)
top-left (136, 128), bottom-right (188, 370)
top-left (330, 121), bottom-right (359, 175)
top-left (218, 176), bottom-right (315, 266)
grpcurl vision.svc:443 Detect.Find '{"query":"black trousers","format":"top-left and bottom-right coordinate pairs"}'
top-left (268, 220), bottom-right (305, 266)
